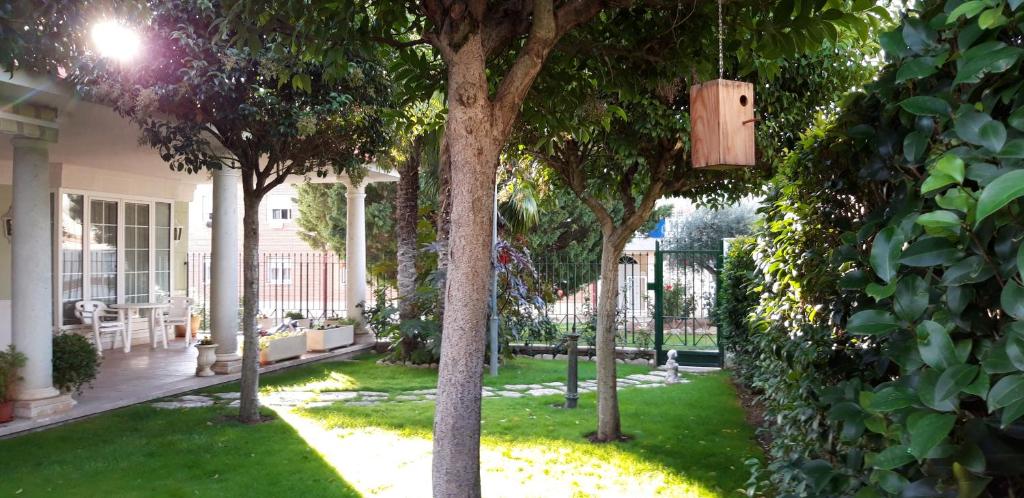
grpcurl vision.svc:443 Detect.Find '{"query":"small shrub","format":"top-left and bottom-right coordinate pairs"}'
top-left (283, 311), bottom-right (305, 321)
top-left (0, 345), bottom-right (27, 402)
top-left (52, 334), bottom-right (100, 395)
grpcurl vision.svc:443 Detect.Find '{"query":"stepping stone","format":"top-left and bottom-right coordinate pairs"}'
top-left (482, 391), bottom-right (496, 397)
top-left (626, 374), bottom-right (665, 383)
top-left (306, 401), bottom-right (334, 408)
top-left (228, 400), bottom-right (240, 408)
top-left (496, 391), bottom-right (524, 398)
top-left (152, 400), bottom-right (212, 409)
top-left (424, 394), bottom-right (436, 400)
top-left (635, 384), bottom-right (663, 389)
top-left (617, 379), bottom-right (639, 385)
top-left (357, 391), bottom-right (388, 398)
top-left (346, 401), bottom-right (379, 407)
top-left (213, 392), bottom-right (241, 400)
top-left (647, 370), bottom-right (667, 377)
top-left (317, 392), bottom-right (359, 402)
top-left (542, 382), bottom-right (566, 388)
top-left (409, 389), bottom-right (437, 395)
top-left (395, 395), bottom-right (421, 402)
top-left (526, 388), bottom-right (563, 397)
top-left (502, 385), bottom-right (532, 391)
top-left (179, 395), bottom-right (212, 403)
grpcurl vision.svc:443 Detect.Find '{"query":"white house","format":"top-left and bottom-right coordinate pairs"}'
top-left (0, 70), bottom-right (392, 423)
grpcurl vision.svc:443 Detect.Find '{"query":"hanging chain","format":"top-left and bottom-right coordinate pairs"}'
top-left (718, 0), bottom-right (724, 79)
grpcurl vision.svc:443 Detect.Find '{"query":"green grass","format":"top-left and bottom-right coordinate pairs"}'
top-left (202, 354), bottom-right (652, 394)
top-left (0, 356), bottom-right (761, 497)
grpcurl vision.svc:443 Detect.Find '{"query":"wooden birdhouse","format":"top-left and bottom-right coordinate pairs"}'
top-left (690, 79), bottom-right (755, 169)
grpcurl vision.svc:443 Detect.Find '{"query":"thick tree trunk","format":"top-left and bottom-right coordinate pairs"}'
top-left (594, 230), bottom-right (627, 441)
top-left (435, 128), bottom-right (452, 316)
top-left (432, 38), bottom-right (500, 498)
top-left (238, 195), bottom-right (262, 423)
top-left (397, 136), bottom-right (423, 324)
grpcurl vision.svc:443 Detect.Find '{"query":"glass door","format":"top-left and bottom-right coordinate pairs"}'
top-left (89, 199), bottom-right (119, 304)
top-left (124, 202), bottom-right (151, 303)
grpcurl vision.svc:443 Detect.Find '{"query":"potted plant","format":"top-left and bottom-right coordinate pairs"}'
top-left (195, 336), bottom-right (218, 377)
top-left (0, 345), bottom-right (27, 423)
top-left (284, 311), bottom-right (310, 329)
top-left (259, 330), bottom-right (307, 364)
top-left (52, 334), bottom-right (100, 395)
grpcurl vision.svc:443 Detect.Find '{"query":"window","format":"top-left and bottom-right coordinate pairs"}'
top-left (267, 257), bottom-right (292, 285)
top-left (60, 194), bottom-right (84, 325)
top-left (154, 202), bottom-right (172, 300)
top-left (89, 200), bottom-right (119, 304)
top-left (124, 202), bottom-right (151, 304)
top-left (271, 208), bottom-right (292, 220)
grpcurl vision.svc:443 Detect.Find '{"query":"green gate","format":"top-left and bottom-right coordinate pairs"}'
top-left (647, 242), bottom-right (724, 367)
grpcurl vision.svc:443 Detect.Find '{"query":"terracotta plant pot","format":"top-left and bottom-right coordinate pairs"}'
top-left (190, 315), bottom-right (201, 337)
top-left (0, 400), bottom-right (14, 423)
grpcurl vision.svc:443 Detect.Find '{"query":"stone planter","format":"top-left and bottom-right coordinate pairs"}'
top-left (306, 325), bottom-right (354, 352)
top-left (195, 344), bottom-right (218, 377)
top-left (260, 333), bottom-right (307, 364)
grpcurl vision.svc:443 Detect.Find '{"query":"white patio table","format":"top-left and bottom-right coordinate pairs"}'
top-left (109, 302), bottom-right (171, 352)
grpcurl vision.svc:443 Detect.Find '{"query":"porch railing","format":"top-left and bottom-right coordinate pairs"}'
top-left (186, 252), bottom-right (392, 331)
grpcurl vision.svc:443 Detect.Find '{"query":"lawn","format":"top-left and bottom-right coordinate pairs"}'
top-left (0, 356), bottom-right (761, 498)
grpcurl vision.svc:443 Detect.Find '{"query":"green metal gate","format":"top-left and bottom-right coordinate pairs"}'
top-left (647, 242), bottom-right (724, 367)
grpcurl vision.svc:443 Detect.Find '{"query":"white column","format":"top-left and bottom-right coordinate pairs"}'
top-left (344, 179), bottom-right (367, 327)
top-left (210, 168), bottom-right (241, 374)
top-left (10, 137), bottom-right (74, 418)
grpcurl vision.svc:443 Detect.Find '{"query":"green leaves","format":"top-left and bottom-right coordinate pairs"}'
top-left (894, 275), bottom-right (929, 321)
top-left (975, 169), bottom-right (1024, 225)
top-left (848, 310), bottom-right (900, 335)
top-left (873, 445), bottom-right (915, 470)
top-left (900, 237), bottom-right (962, 266)
top-left (1001, 282), bottom-right (1024, 320)
top-left (987, 374), bottom-right (1024, 411)
top-left (954, 42), bottom-right (1022, 84)
top-left (922, 154), bottom-right (965, 194)
top-left (900, 96), bottom-right (951, 116)
top-left (871, 227), bottom-right (904, 283)
top-left (908, 412), bottom-right (956, 459)
top-left (917, 321), bottom-right (959, 370)
top-left (935, 364), bottom-right (979, 401)
top-left (954, 110), bottom-right (1006, 153)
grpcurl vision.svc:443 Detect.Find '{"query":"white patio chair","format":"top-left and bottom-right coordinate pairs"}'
top-left (162, 297), bottom-right (194, 347)
top-left (75, 300), bottom-right (129, 356)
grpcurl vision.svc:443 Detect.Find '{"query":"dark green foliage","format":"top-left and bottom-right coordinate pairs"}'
top-left (714, 237), bottom-right (757, 355)
top-left (723, 2), bottom-right (1024, 496)
top-left (52, 334), bottom-right (99, 395)
top-left (0, 345), bottom-right (27, 402)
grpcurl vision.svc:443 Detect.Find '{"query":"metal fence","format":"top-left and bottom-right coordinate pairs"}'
top-left (533, 250), bottom-right (656, 348)
top-left (186, 252), bottom-right (394, 330)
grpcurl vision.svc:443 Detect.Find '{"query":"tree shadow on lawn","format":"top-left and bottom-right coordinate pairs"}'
top-left (292, 372), bottom-right (761, 497)
top-left (0, 404), bottom-right (360, 498)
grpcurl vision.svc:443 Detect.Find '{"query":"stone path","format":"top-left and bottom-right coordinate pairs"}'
top-left (151, 369), bottom-right (696, 410)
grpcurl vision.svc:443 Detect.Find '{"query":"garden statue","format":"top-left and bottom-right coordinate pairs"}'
top-left (665, 350), bottom-right (680, 384)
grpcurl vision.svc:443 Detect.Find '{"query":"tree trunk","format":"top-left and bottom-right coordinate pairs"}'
top-left (594, 229), bottom-right (627, 441)
top-left (432, 38), bottom-right (501, 498)
top-left (397, 136), bottom-right (423, 323)
top-left (238, 194), bottom-right (262, 423)
top-left (435, 127), bottom-right (452, 316)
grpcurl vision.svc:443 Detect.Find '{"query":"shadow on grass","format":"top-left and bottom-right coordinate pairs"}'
top-left (0, 404), bottom-right (360, 498)
top-left (292, 372), bottom-right (761, 497)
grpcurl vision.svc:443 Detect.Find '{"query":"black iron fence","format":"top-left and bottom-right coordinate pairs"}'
top-left (186, 252), bottom-right (393, 330)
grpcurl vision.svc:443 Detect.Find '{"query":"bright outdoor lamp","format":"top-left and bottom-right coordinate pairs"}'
top-left (91, 20), bottom-right (141, 62)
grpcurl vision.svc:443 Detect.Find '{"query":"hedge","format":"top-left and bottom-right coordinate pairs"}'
top-left (725, 2), bottom-right (1024, 496)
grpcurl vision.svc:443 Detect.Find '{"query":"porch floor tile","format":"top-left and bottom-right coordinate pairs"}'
top-left (0, 335), bottom-right (375, 438)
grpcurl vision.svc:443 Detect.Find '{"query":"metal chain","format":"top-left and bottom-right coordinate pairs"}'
top-left (718, 0), bottom-right (724, 79)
